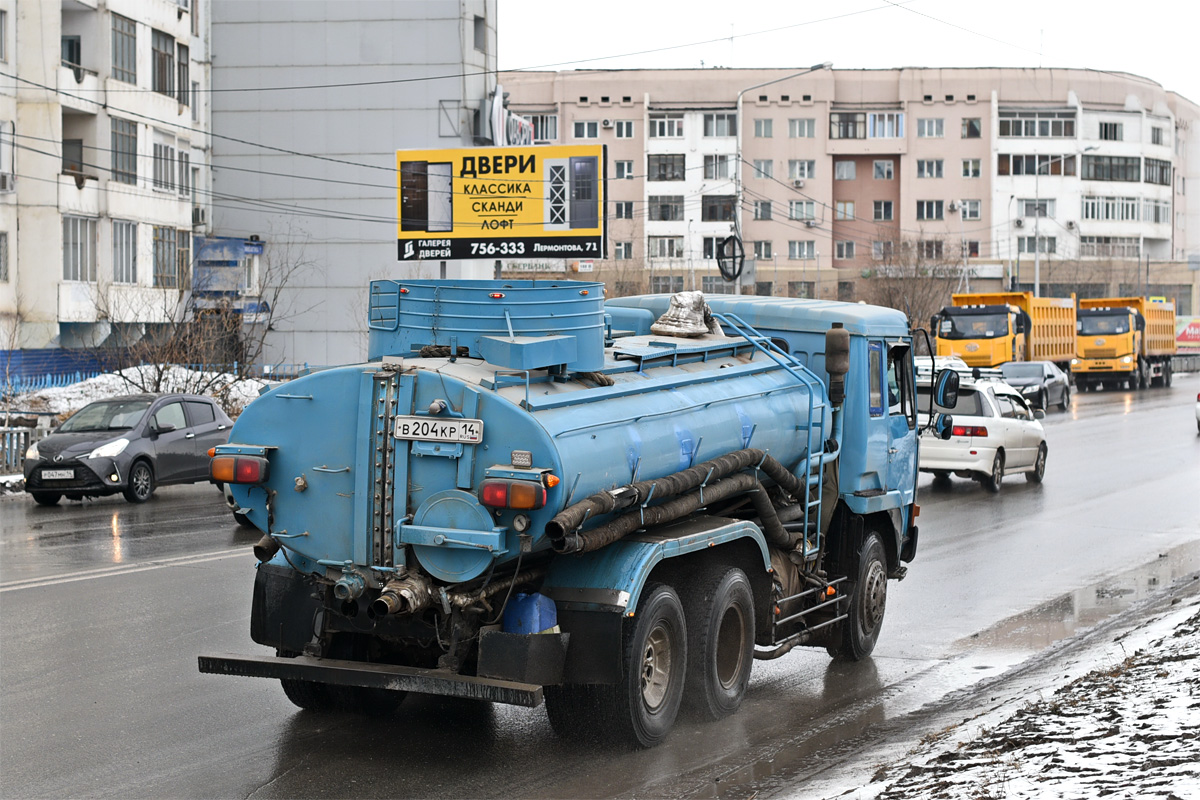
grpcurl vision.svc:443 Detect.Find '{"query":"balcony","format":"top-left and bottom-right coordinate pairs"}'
top-left (58, 282), bottom-right (101, 323)
top-left (58, 172), bottom-right (100, 216)
top-left (58, 64), bottom-right (103, 114)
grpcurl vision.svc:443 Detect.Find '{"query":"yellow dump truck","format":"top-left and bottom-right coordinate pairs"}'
top-left (933, 292), bottom-right (1076, 369)
top-left (1073, 297), bottom-right (1177, 390)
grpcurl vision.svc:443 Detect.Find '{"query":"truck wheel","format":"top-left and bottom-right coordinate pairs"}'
top-left (1165, 363), bottom-right (1173, 387)
top-left (982, 451), bottom-right (1004, 493)
top-left (679, 567), bottom-right (754, 721)
top-left (123, 460), bottom-right (155, 503)
top-left (31, 492), bottom-right (62, 506)
top-left (599, 583), bottom-right (687, 748)
top-left (1025, 443), bottom-right (1047, 484)
top-left (278, 646), bottom-right (405, 715)
top-left (828, 532), bottom-right (887, 662)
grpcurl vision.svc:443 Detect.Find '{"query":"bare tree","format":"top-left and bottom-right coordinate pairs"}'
top-left (858, 235), bottom-right (962, 348)
top-left (1, 293), bottom-right (27, 425)
top-left (595, 256), bottom-right (648, 297)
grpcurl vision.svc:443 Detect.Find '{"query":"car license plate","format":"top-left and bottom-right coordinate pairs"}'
top-left (393, 416), bottom-right (484, 444)
top-left (42, 469), bottom-right (74, 480)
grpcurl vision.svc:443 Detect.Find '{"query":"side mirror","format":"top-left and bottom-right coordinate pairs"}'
top-left (153, 422), bottom-right (177, 435)
top-left (934, 414), bottom-right (954, 440)
top-left (933, 369), bottom-right (959, 409)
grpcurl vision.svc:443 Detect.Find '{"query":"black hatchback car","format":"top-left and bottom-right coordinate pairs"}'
top-left (23, 393), bottom-right (233, 505)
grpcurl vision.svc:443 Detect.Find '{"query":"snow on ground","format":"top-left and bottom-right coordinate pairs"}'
top-left (826, 593), bottom-right (1200, 800)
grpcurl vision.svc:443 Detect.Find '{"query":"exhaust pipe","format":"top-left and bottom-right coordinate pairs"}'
top-left (253, 535), bottom-right (281, 562)
top-left (370, 574), bottom-right (435, 617)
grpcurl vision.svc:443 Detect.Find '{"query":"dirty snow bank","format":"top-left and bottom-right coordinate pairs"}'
top-left (833, 596), bottom-right (1200, 800)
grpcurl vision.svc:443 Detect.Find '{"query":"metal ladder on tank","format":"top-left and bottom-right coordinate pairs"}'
top-left (711, 313), bottom-right (849, 651)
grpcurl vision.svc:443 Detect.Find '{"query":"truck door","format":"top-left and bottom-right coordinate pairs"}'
top-left (885, 343), bottom-right (917, 504)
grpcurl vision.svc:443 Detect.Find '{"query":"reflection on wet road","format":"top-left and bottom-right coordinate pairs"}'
top-left (0, 375), bottom-right (1197, 799)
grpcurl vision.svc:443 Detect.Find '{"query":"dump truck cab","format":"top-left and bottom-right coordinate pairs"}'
top-left (933, 304), bottom-right (1030, 367)
top-left (1073, 297), bottom-right (1177, 390)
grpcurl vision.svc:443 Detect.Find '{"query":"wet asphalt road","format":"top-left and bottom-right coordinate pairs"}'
top-left (1, 375), bottom-right (1198, 799)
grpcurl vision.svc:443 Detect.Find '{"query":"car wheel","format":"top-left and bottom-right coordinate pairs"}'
top-left (31, 492), bottom-right (61, 507)
top-left (828, 532), bottom-right (888, 662)
top-left (1026, 443), bottom-right (1047, 483)
top-left (932, 470), bottom-right (951, 482)
top-left (1038, 389), bottom-right (1047, 410)
top-left (1058, 387), bottom-right (1070, 411)
top-left (982, 451), bottom-right (1004, 493)
top-left (123, 460), bottom-right (155, 503)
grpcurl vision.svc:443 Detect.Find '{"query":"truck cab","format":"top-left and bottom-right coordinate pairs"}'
top-left (933, 304), bottom-right (1030, 367)
top-left (1074, 307), bottom-right (1140, 387)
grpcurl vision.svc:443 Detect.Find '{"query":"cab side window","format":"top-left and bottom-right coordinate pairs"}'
top-left (868, 342), bottom-right (883, 416)
top-left (153, 402), bottom-right (187, 430)
top-left (886, 344), bottom-right (914, 429)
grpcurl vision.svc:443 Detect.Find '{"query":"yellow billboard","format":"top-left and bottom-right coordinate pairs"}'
top-left (396, 145), bottom-right (606, 261)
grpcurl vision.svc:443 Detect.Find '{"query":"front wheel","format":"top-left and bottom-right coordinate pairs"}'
top-left (982, 451), bottom-right (1004, 493)
top-left (829, 532), bottom-right (888, 662)
top-left (1038, 389), bottom-right (1048, 410)
top-left (1026, 443), bottom-right (1047, 483)
top-left (680, 567), bottom-right (755, 721)
top-left (123, 461), bottom-right (155, 503)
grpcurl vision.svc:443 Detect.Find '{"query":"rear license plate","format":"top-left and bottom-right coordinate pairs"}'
top-left (393, 416), bottom-right (484, 444)
top-left (42, 469), bottom-right (74, 480)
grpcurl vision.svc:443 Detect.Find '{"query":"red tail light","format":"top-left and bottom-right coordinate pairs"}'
top-left (211, 455), bottom-right (270, 484)
top-left (479, 479), bottom-right (546, 510)
top-left (951, 425), bottom-right (989, 437)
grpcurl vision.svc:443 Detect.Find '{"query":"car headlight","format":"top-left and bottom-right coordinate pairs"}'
top-left (25, 441), bottom-right (40, 460)
top-left (1021, 386), bottom-right (1038, 394)
top-left (87, 438), bottom-right (130, 459)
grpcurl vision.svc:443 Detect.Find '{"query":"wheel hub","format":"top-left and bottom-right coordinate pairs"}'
top-left (860, 561), bottom-right (887, 632)
top-left (640, 623), bottom-right (673, 709)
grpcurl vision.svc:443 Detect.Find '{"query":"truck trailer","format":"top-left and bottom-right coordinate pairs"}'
top-left (1073, 297), bottom-right (1177, 390)
top-left (933, 291), bottom-right (1076, 369)
top-left (199, 281), bottom-right (956, 748)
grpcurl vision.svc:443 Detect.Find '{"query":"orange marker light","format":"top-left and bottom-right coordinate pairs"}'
top-left (826, 587), bottom-right (837, 597)
top-left (207, 447), bottom-right (217, 458)
top-left (544, 473), bottom-right (561, 488)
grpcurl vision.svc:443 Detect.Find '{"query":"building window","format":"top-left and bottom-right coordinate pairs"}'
top-left (755, 281), bottom-right (773, 296)
top-left (788, 160), bottom-right (815, 180)
top-left (830, 112), bottom-right (865, 139)
top-left (702, 195), bottom-right (735, 221)
top-left (61, 139), bottom-right (83, 174)
top-left (834, 161), bottom-right (856, 180)
top-left (615, 160), bottom-right (634, 179)
top-left (648, 154), bottom-right (685, 181)
top-left (838, 281), bottom-right (855, 302)
top-left (1145, 158), bottom-right (1171, 186)
top-left (177, 146), bottom-right (191, 197)
top-left (789, 200), bottom-right (815, 221)
top-left (966, 241), bottom-right (980, 257)
top-left (152, 30), bottom-right (176, 97)
top-left (789, 118), bottom-right (815, 138)
top-left (961, 118), bottom-right (981, 138)
top-left (703, 113), bottom-right (736, 137)
top-left (649, 114), bottom-right (684, 138)
top-left (0, 232), bottom-right (8, 281)
top-left (754, 118), bottom-right (773, 138)
top-left (111, 14), bottom-right (136, 83)
top-left (1019, 198), bottom-right (1055, 218)
top-left (0, 11), bottom-right (6, 63)
top-left (153, 226), bottom-right (180, 287)
top-left (872, 241), bottom-right (895, 261)
top-left (1144, 200), bottom-right (1170, 224)
top-left (867, 112), bottom-right (904, 138)
top-left (63, 216), bottom-right (97, 282)
top-left (648, 237), bottom-right (684, 258)
top-left (703, 154), bottom-right (731, 179)
top-left (648, 195), bottom-right (684, 221)
top-left (873, 200), bottom-right (893, 221)
top-left (998, 154), bottom-right (1077, 176)
top-left (1082, 155), bottom-right (1140, 182)
top-left (753, 241), bottom-right (773, 260)
top-left (702, 237), bottom-right (722, 259)
top-left (113, 221), bottom-right (137, 284)
top-left (788, 240), bottom-right (815, 260)
top-left (110, 118), bottom-right (138, 185)
top-left (1018, 236), bottom-right (1056, 254)
top-left (960, 199), bottom-right (981, 220)
top-left (917, 118), bottom-right (943, 138)
top-left (614, 201), bottom-right (634, 219)
top-left (650, 276), bottom-right (685, 293)
top-left (1099, 122), bottom-right (1123, 141)
top-left (573, 121), bottom-right (598, 139)
top-left (473, 15), bottom-right (487, 52)
top-left (703, 276), bottom-right (735, 294)
top-left (153, 133), bottom-right (176, 191)
top-left (788, 281), bottom-right (814, 298)
top-left (916, 200), bottom-right (944, 220)
top-left (176, 44), bottom-right (190, 106)
top-left (835, 201), bottom-right (854, 220)
top-left (917, 159), bottom-right (943, 178)
top-left (918, 240), bottom-right (944, 259)
top-left (523, 114), bottom-right (558, 142)
top-left (962, 158), bottom-right (981, 178)
top-left (1151, 126), bottom-right (1165, 146)
top-left (1081, 196), bottom-right (1140, 221)
top-left (1080, 236), bottom-right (1138, 258)
top-left (835, 241), bottom-right (855, 260)
top-left (754, 200), bottom-right (773, 220)
top-left (614, 241), bottom-right (633, 260)
top-left (752, 159), bottom-right (773, 179)
top-left (998, 110), bottom-right (1076, 138)
top-left (614, 120), bottom-right (634, 138)
top-left (873, 160), bottom-right (893, 180)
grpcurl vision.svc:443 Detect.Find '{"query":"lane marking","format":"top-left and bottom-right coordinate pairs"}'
top-left (0, 548), bottom-right (251, 592)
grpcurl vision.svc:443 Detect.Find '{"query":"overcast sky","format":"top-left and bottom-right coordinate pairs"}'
top-left (497, 0), bottom-right (1199, 106)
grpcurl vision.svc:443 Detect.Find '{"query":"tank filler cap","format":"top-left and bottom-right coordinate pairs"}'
top-left (429, 399), bottom-right (448, 415)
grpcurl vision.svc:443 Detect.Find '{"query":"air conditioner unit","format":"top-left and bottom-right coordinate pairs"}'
top-left (0, 173), bottom-right (12, 192)
top-left (947, 201), bottom-right (959, 213)
top-left (804, 220), bottom-right (817, 228)
top-left (601, 119), bottom-right (613, 128)
top-left (1014, 218), bottom-right (1024, 228)
top-left (792, 179), bottom-right (805, 188)
top-left (1066, 220), bottom-right (1076, 230)
top-left (192, 207), bottom-right (207, 226)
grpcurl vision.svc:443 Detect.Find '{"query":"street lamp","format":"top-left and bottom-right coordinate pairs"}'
top-left (1032, 146), bottom-right (1097, 297)
top-left (734, 61), bottom-right (832, 293)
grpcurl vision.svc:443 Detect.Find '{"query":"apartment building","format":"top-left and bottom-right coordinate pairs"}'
top-left (501, 68), bottom-right (1200, 312)
top-left (1, 0), bottom-right (212, 366)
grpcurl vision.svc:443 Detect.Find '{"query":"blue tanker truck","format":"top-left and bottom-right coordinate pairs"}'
top-left (199, 279), bottom-right (956, 748)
